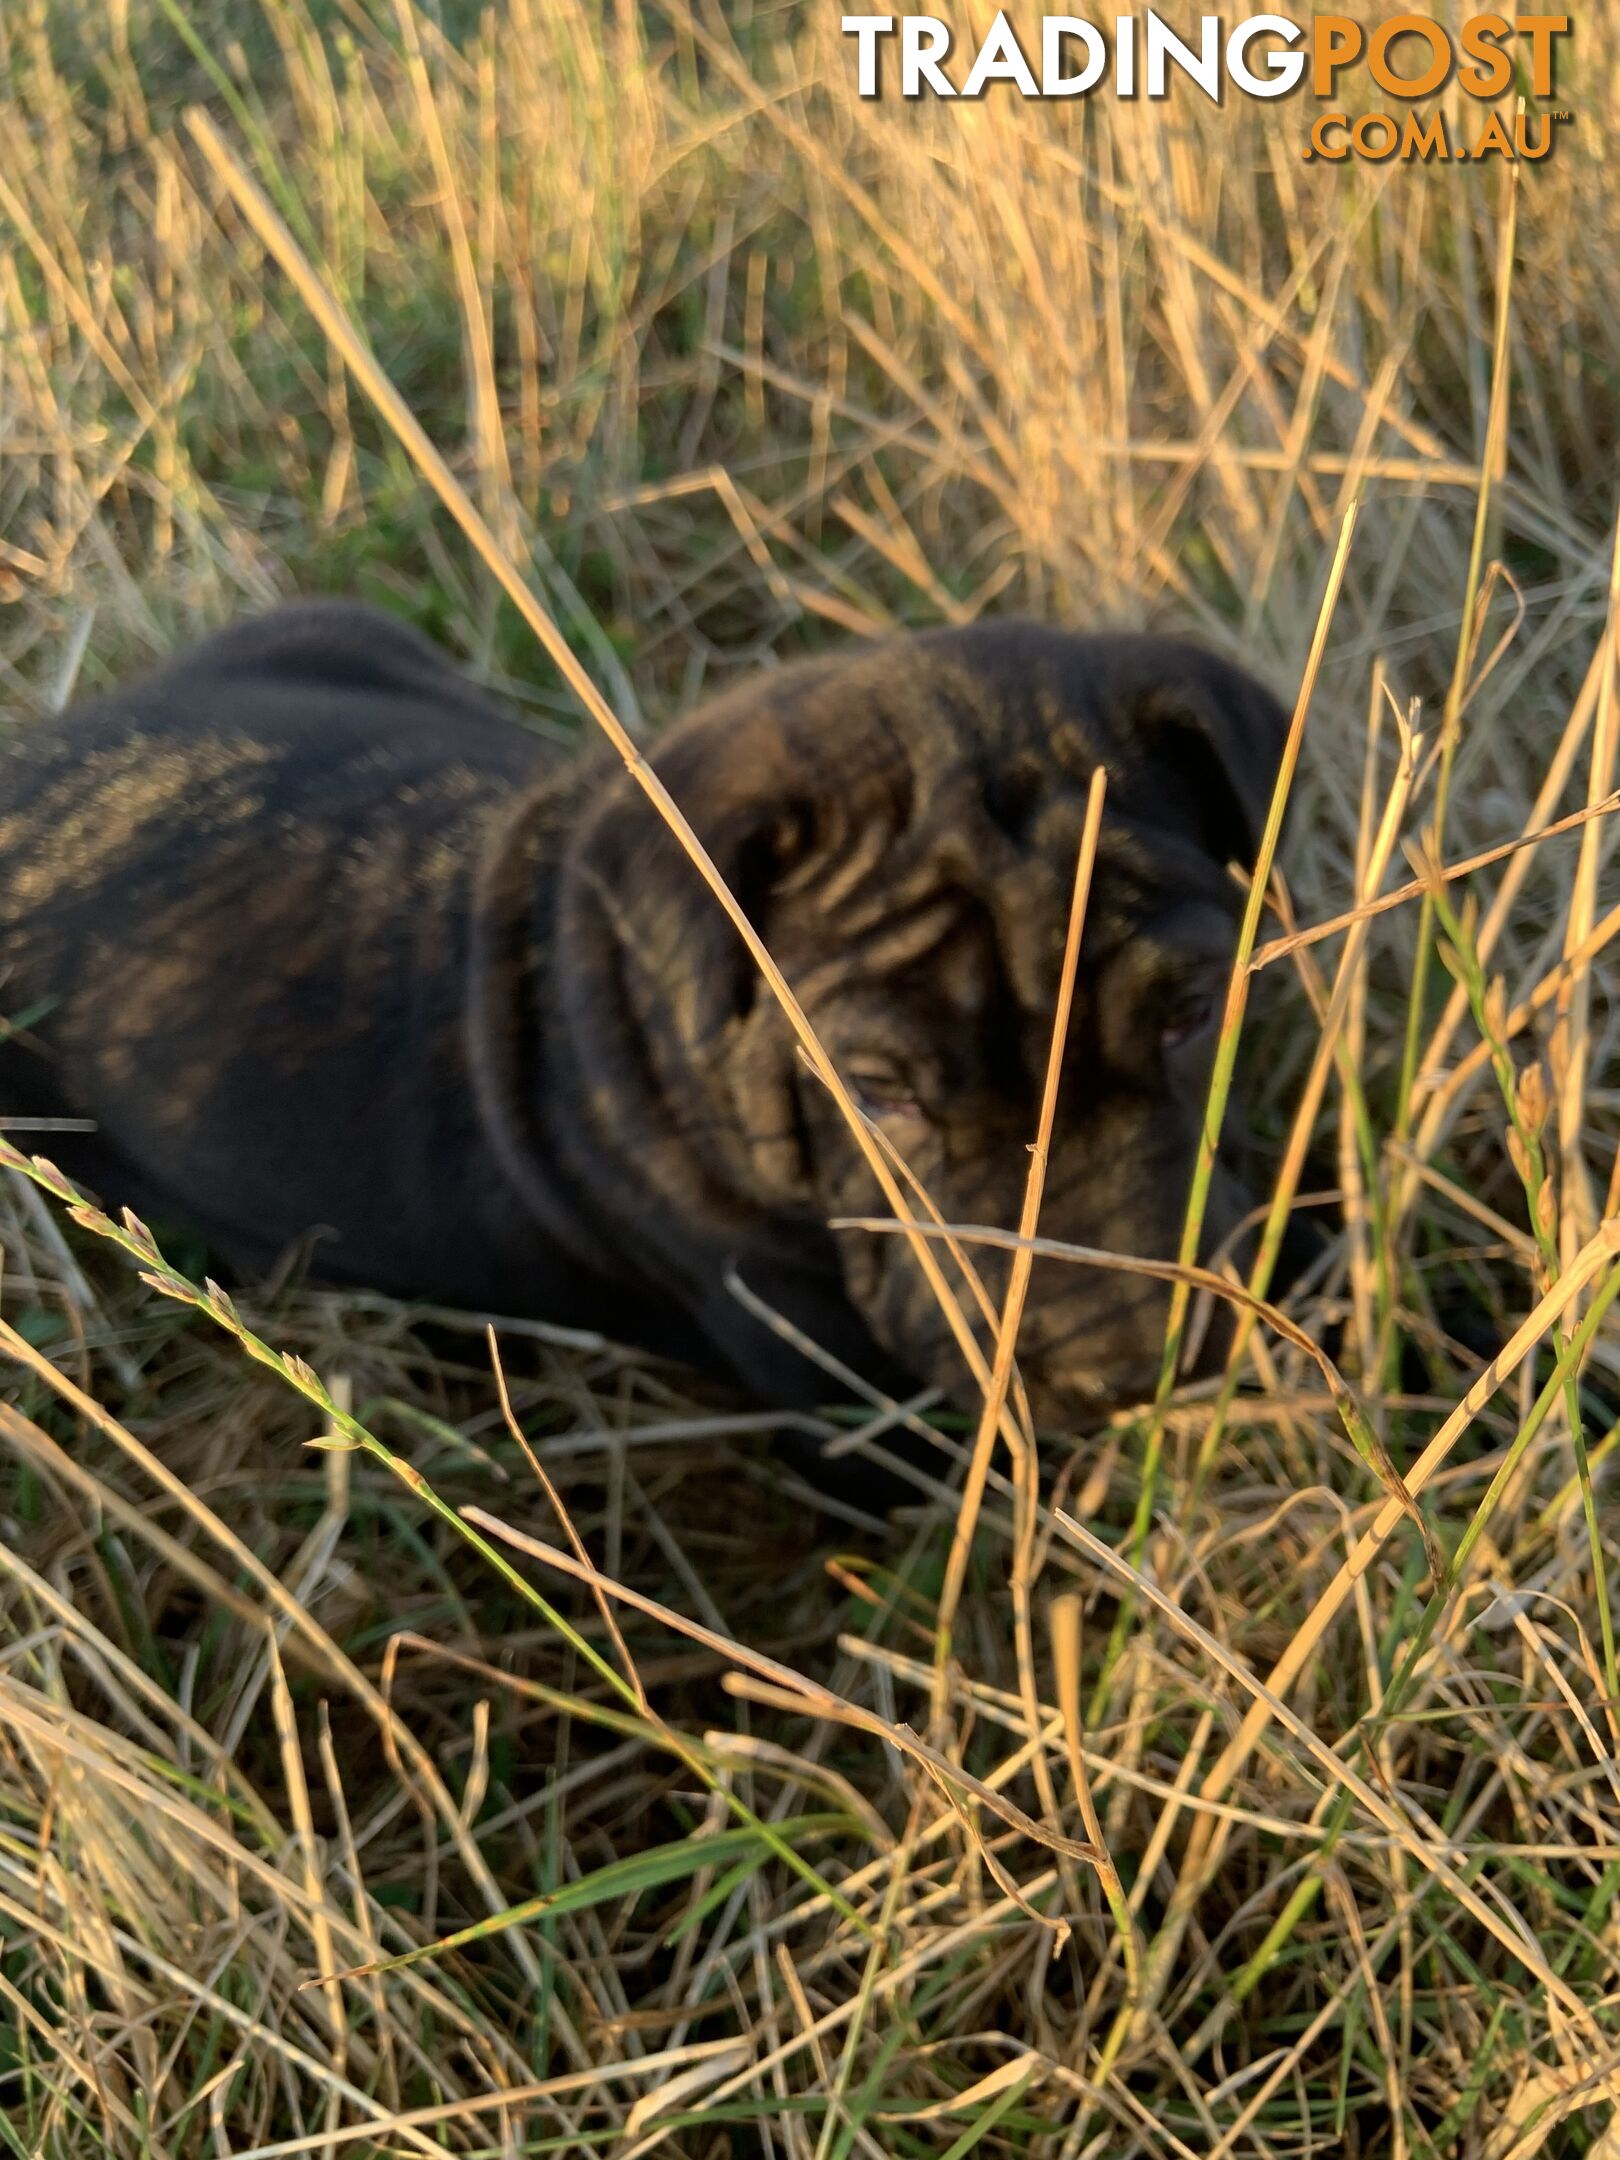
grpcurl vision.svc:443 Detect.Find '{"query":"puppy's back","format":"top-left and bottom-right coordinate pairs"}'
top-left (1, 601), bottom-right (546, 828)
top-left (2, 599), bottom-right (553, 926)
top-left (0, 603), bottom-right (561, 1288)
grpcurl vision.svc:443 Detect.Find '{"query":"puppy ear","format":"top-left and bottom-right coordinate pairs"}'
top-left (565, 669), bottom-right (916, 1033)
top-left (562, 703), bottom-right (812, 1061)
top-left (467, 739), bottom-right (816, 1243)
top-left (1134, 661), bottom-right (1291, 870)
top-left (553, 676), bottom-right (911, 1204)
top-left (467, 789), bottom-right (609, 1253)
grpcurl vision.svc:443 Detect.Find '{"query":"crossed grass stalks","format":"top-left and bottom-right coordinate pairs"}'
top-left (5, 92), bottom-right (1620, 2145)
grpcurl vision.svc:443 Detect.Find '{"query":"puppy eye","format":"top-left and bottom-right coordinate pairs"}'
top-left (1160, 986), bottom-right (1220, 1055)
top-left (845, 1062), bottom-right (923, 1122)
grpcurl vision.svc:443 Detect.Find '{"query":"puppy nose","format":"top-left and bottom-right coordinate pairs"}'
top-left (1049, 1363), bottom-right (1156, 1420)
top-left (1027, 1319), bottom-right (1168, 1423)
top-left (1025, 1279), bottom-right (1238, 1426)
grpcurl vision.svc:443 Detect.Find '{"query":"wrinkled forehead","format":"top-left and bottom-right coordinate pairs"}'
top-left (766, 628), bottom-right (1238, 843)
top-left (770, 646), bottom-right (1235, 1014)
top-left (770, 637), bottom-right (1113, 789)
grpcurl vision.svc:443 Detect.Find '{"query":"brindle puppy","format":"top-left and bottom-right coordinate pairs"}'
top-left (0, 603), bottom-right (1287, 1427)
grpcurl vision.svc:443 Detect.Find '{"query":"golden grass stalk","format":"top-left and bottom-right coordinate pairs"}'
top-left (182, 101), bottom-right (1022, 1476)
top-left (6, 9), bottom-right (1620, 2149)
top-left (932, 766), bottom-right (1106, 1723)
top-left (1114, 497), bottom-right (1360, 1624)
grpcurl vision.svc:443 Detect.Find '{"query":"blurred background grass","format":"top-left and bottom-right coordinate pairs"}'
top-left (3, 4), bottom-right (1620, 2155)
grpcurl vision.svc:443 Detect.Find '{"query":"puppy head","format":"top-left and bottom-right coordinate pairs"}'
top-left (558, 625), bottom-right (1289, 1423)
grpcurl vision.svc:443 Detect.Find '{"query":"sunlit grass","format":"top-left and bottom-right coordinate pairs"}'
top-left (3, 3), bottom-right (1620, 2154)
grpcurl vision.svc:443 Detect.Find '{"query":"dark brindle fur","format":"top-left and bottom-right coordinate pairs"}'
top-left (0, 603), bottom-right (1287, 1426)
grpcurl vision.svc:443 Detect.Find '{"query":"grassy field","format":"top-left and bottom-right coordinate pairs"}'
top-left (3, 3), bottom-right (1620, 2154)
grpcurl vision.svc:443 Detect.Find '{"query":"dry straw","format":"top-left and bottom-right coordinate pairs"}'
top-left (3, 6), bottom-right (1620, 2155)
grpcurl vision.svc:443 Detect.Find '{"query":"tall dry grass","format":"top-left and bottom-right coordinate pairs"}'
top-left (3, 3), bottom-right (1620, 2154)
